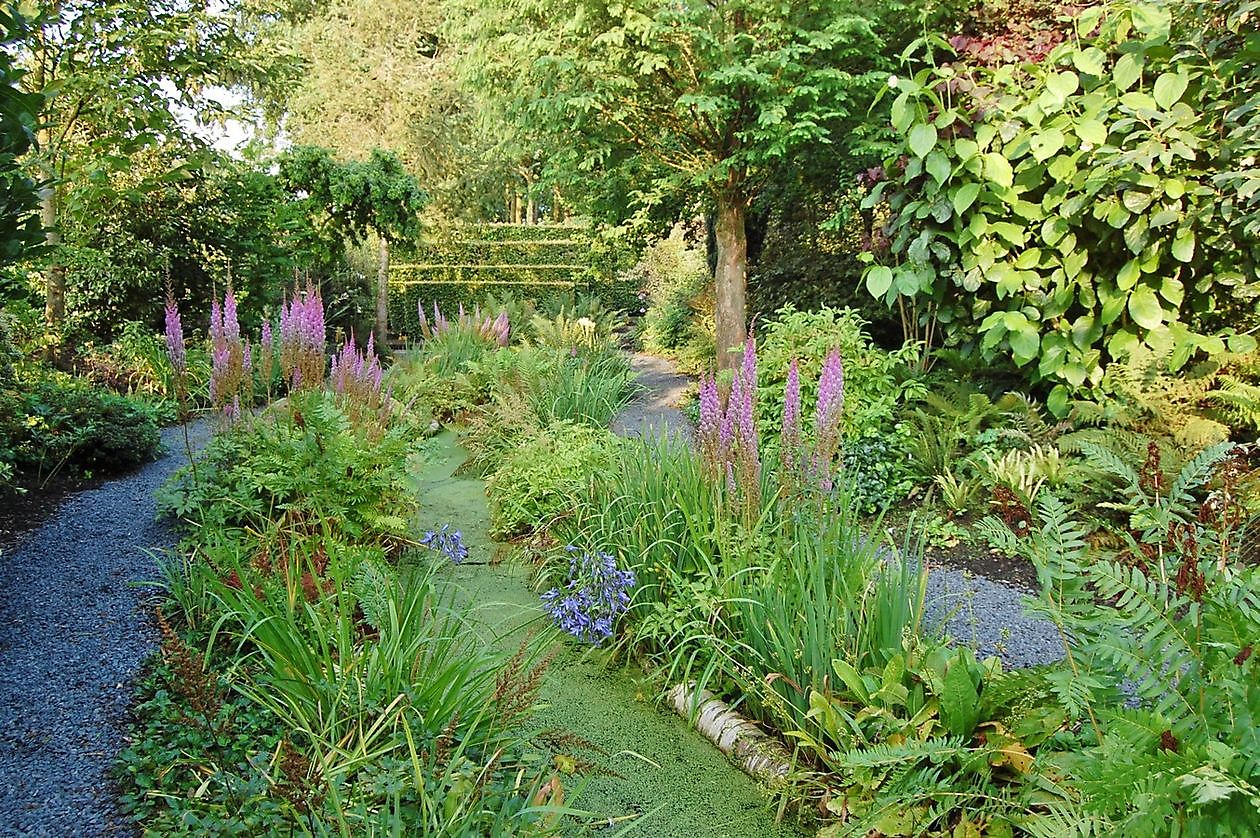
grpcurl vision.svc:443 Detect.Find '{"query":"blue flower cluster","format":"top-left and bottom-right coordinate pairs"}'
top-left (419, 524), bottom-right (468, 564)
top-left (541, 548), bottom-right (636, 645)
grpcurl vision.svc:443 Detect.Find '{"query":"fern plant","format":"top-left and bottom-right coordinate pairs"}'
top-left (979, 441), bottom-right (1260, 834)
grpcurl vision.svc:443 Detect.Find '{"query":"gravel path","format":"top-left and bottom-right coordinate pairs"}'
top-left (924, 567), bottom-right (1064, 668)
top-left (0, 420), bottom-right (213, 836)
top-left (610, 352), bottom-right (693, 441)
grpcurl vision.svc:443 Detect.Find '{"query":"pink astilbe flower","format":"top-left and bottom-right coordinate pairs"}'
top-left (813, 348), bottom-right (846, 490)
top-left (329, 332), bottom-right (389, 434)
top-left (780, 358), bottom-right (803, 486)
top-left (279, 282), bottom-right (326, 390)
top-left (164, 292), bottom-right (186, 375)
top-left (697, 375), bottom-right (721, 473)
top-left (733, 338), bottom-right (761, 508)
top-left (208, 286), bottom-right (248, 420)
top-left (418, 301), bottom-right (511, 348)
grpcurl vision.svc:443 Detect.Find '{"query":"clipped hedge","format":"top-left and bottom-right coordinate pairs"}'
top-left (389, 223), bottom-right (639, 338)
top-left (389, 277), bottom-right (579, 340)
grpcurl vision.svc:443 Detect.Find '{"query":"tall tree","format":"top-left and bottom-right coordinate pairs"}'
top-left (278, 146), bottom-right (426, 345)
top-left (456, 0), bottom-right (881, 368)
top-left (17, 0), bottom-right (285, 342)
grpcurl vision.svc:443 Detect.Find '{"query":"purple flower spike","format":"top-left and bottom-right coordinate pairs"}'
top-left (163, 293), bottom-right (186, 375)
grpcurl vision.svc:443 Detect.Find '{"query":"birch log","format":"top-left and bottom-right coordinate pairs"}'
top-left (667, 683), bottom-right (793, 784)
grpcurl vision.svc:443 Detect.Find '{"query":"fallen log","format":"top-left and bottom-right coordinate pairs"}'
top-left (666, 682), bottom-right (794, 784)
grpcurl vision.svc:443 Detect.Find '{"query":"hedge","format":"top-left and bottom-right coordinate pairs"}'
top-left (387, 223), bottom-right (640, 339)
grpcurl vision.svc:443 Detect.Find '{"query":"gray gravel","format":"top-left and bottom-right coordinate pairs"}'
top-left (610, 352), bottom-right (694, 442)
top-left (0, 420), bottom-right (212, 836)
top-left (924, 566), bottom-right (1065, 669)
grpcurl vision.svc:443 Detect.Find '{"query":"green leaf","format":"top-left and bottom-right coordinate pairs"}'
top-left (1128, 286), bottom-right (1165, 329)
top-left (1113, 53), bottom-right (1143, 91)
top-left (925, 150), bottom-right (951, 185)
top-left (1010, 325), bottom-right (1041, 361)
top-left (1159, 276), bottom-right (1184, 306)
top-left (1227, 334), bottom-right (1258, 353)
top-left (908, 123), bottom-right (937, 159)
top-left (866, 265), bottom-right (893, 298)
top-left (984, 153), bottom-right (1013, 188)
top-left (1030, 129), bottom-right (1065, 162)
top-left (1171, 227), bottom-right (1195, 262)
top-left (890, 93), bottom-right (914, 132)
top-left (1075, 119), bottom-right (1108, 146)
top-left (1071, 47), bottom-right (1107, 76)
top-left (940, 661), bottom-right (981, 737)
top-left (952, 182), bottom-right (981, 215)
top-left (1047, 384), bottom-right (1070, 415)
top-left (1045, 71), bottom-right (1080, 104)
top-left (1152, 72), bottom-right (1189, 109)
top-left (1117, 259), bottom-right (1142, 290)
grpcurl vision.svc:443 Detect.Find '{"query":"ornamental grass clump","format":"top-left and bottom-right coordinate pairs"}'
top-left (279, 282), bottom-right (326, 390)
top-left (208, 286), bottom-right (249, 420)
top-left (541, 548), bottom-right (636, 645)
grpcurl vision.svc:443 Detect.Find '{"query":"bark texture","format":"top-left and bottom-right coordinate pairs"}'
top-left (667, 683), bottom-right (792, 785)
top-left (713, 190), bottom-right (747, 371)
top-left (376, 236), bottom-right (390, 346)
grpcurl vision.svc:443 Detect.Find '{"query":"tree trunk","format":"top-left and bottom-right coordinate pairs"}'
top-left (376, 236), bottom-right (389, 348)
top-left (41, 184), bottom-right (65, 341)
top-left (713, 188), bottom-right (748, 371)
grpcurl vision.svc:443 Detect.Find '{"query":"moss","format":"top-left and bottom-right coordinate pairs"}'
top-left (409, 431), bottom-right (809, 837)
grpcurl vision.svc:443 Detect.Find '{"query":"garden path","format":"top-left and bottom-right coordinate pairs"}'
top-left (0, 420), bottom-right (213, 834)
top-left (412, 431), bottom-right (803, 838)
top-left (610, 352), bottom-right (693, 441)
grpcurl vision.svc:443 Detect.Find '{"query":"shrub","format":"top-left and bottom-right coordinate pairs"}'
top-left (0, 374), bottom-right (161, 481)
top-left (755, 305), bottom-right (921, 443)
top-left (486, 423), bottom-right (617, 538)
top-left (862, 0), bottom-right (1260, 404)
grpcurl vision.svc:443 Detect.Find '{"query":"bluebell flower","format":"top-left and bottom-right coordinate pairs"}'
top-left (541, 549), bottom-right (636, 645)
top-left (420, 524), bottom-right (468, 564)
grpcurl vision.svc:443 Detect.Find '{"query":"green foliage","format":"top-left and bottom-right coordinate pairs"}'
top-left (277, 145), bottom-right (426, 246)
top-left (0, 369), bottom-right (160, 483)
top-left (979, 441), bottom-right (1260, 834)
top-left (0, 4), bottom-right (43, 267)
top-left (159, 390), bottom-right (417, 544)
top-left (863, 0), bottom-right (1260, 402)
top-left (756, 306), bottom-right (922, 443)
top-left (486, 422), bottom-right (616, 538)
top-left (634, 229), bottom-right (711, 355)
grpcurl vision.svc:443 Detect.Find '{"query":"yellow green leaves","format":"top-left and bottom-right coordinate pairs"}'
top-left (1153, 71), bottom-right (1190, 109)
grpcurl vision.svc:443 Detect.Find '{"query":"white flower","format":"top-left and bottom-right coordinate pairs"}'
top-left (577, 317), bottom-right (596, 329)
top-left (887, 75), bottom-right (899, 89)
top-left (1080, 142), bottom-right (1094, 152)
